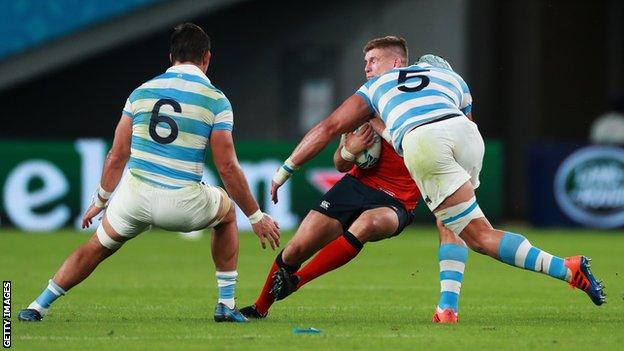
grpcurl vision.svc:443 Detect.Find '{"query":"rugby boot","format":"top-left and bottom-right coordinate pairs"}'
top-left (213, 303), bottom-right (248, 322)
top-left (432, 307), bottom-right (458, 324)
top-left (239, 304), bottom-right (268, 319)
top-left (564, 256), bottom-right (606, 306)
top-left (270, 267), bottom-right (300, 301)
top-left (18, 309), bottom-right (43, 322)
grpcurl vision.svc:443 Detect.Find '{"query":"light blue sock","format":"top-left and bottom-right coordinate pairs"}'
top-left (437, 244), bottom-right (468, 312)
top-left (216, 271), bottom-right (237, 309)
top-left (498, 232), bottom-right (569, 281)
top-left (28, 279), bottom-right (66, 316)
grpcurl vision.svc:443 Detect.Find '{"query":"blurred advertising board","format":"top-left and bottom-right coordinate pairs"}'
top-left (0, 139), bottom-right (502, 232)
top-left (529, 143), bottom-right (624, 228)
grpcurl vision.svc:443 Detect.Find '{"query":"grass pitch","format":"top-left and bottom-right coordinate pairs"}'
top-left (2, 226), bottom-right (623, 350)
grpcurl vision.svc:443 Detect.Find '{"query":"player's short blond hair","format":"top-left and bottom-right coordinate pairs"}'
top-left (363, 36), bottom-right (409, 65)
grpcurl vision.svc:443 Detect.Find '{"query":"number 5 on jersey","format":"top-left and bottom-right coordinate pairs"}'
top-left (397, 69), bottom-right (430, 92)
top-left (149, 98), bottom-right (180, 144)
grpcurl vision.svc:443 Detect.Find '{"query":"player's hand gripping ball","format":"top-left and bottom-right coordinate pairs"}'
top-left (341, 125), bottom-right (381, 169)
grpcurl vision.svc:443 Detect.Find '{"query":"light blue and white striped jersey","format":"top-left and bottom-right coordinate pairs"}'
top-left (356, 62), bottom-right (472, 155)
top-left (122, 64), bottom-right (233, 189)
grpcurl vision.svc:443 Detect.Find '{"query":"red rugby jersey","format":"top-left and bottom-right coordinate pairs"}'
top-left (348, 139), bottom-right (420, 211)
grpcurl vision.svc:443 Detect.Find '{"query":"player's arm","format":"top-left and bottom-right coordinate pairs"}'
top-left (333, 137), bottom-right (355, 173)
top-left (369, 116), bottom-right (392, 143)
top-left (210, 130), bottom-right (280, 249)
top-left (210, 130), bottom-right (258, 214)
top-left (272, 94), bottom-right (372, 202)
top-left (81, 114), bottom-right (132, 228)
top-left (333, 123), bottom-right (375, 172)
top-left (101, 115), bottom-right (132, 192)
top-left (459, 75), bottom-right (474, 122)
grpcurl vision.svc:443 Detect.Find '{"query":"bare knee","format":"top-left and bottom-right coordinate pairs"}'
top-left (93, 217), bottom-right (129, 253)
top-left (459, 220), bottom-right (501, 257)
top-left (282, 225), bottom-right (314, 264)
top-left (214, 206), bottom-right (236, 231)
top-left (282, 227), bottom-right (326, 264)
top-left (462, 235), bottom-right (488, 254)
top-left (281, 211), bottom-right (342, 265)
top-left (349, 213), bottom-right (394, 243)
top-left (458, 225), bottom-right (487, 254)
top-left (85, 233), bottom-right (116, 259)
top-left (224, 204), bottom-right (236, 222)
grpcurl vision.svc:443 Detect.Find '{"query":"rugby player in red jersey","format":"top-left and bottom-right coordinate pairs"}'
top-left (241, 37), bottom-right (468, 323)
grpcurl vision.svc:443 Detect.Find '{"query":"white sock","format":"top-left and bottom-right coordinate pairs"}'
top-left (216, 271), bottom-right (237, 309)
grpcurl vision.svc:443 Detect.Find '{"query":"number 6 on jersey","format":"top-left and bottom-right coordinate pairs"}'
top-left (149, 98), bottom-right (180, 144)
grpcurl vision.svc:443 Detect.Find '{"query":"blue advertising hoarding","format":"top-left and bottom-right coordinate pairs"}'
top-left (529, 142), bottom-right (624, 228)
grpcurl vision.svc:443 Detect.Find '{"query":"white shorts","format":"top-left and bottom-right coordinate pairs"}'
top-left (105, 173), bottom-right (231, 238)
top-left (401, 117), bottom-right (484, 211)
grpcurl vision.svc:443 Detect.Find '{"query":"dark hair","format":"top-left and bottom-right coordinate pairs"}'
top-left (170, 23), bottom-right (211, 64)
top-left (363, 36), bottom-right (409, 64)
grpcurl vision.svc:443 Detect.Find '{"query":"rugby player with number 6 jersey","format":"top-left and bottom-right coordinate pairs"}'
top-left (240, 37), bottom-right (469, 323)
top-left (271, 44), bottom-right (606, 320)
top-left (18, 23), bottom-right (280, 323)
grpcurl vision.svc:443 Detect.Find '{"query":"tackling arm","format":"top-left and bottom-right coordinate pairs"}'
top-left (289, 95), bottom-right (372, 166)
top-left (368, 116), bottom-right (392, 143)
top-left (271, 94), bottom-right (372, 202)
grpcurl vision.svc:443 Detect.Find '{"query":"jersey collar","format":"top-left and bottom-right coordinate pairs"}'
top-left (166, 64), bottom-right (211, 84)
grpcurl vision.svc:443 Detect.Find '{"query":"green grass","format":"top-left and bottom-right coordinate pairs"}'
top-left (1, 227), bottom-right (623, 350)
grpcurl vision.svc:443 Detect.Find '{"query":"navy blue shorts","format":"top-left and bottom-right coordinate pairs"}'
top-left (313, 175), bottom-right (413, 236)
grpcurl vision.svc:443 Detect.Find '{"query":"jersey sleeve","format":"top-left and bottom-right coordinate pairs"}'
top-left (122, 98), bottom-right (133, 118)
top-left (212, 95), bottom-right (234, 132)
top-left (457, 77), bottom-right (473, 115)
top-left (355, 83), bottom-right (375, 114)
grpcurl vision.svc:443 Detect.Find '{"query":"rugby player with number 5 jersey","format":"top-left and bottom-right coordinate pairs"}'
top-left (271, 40), bottom-right (606, 321)
top-left (240, 37), bottom-right (470, 323)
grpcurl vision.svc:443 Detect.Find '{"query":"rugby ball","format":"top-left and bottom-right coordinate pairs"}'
top-left (341, 126), bottom-right (382, 169)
